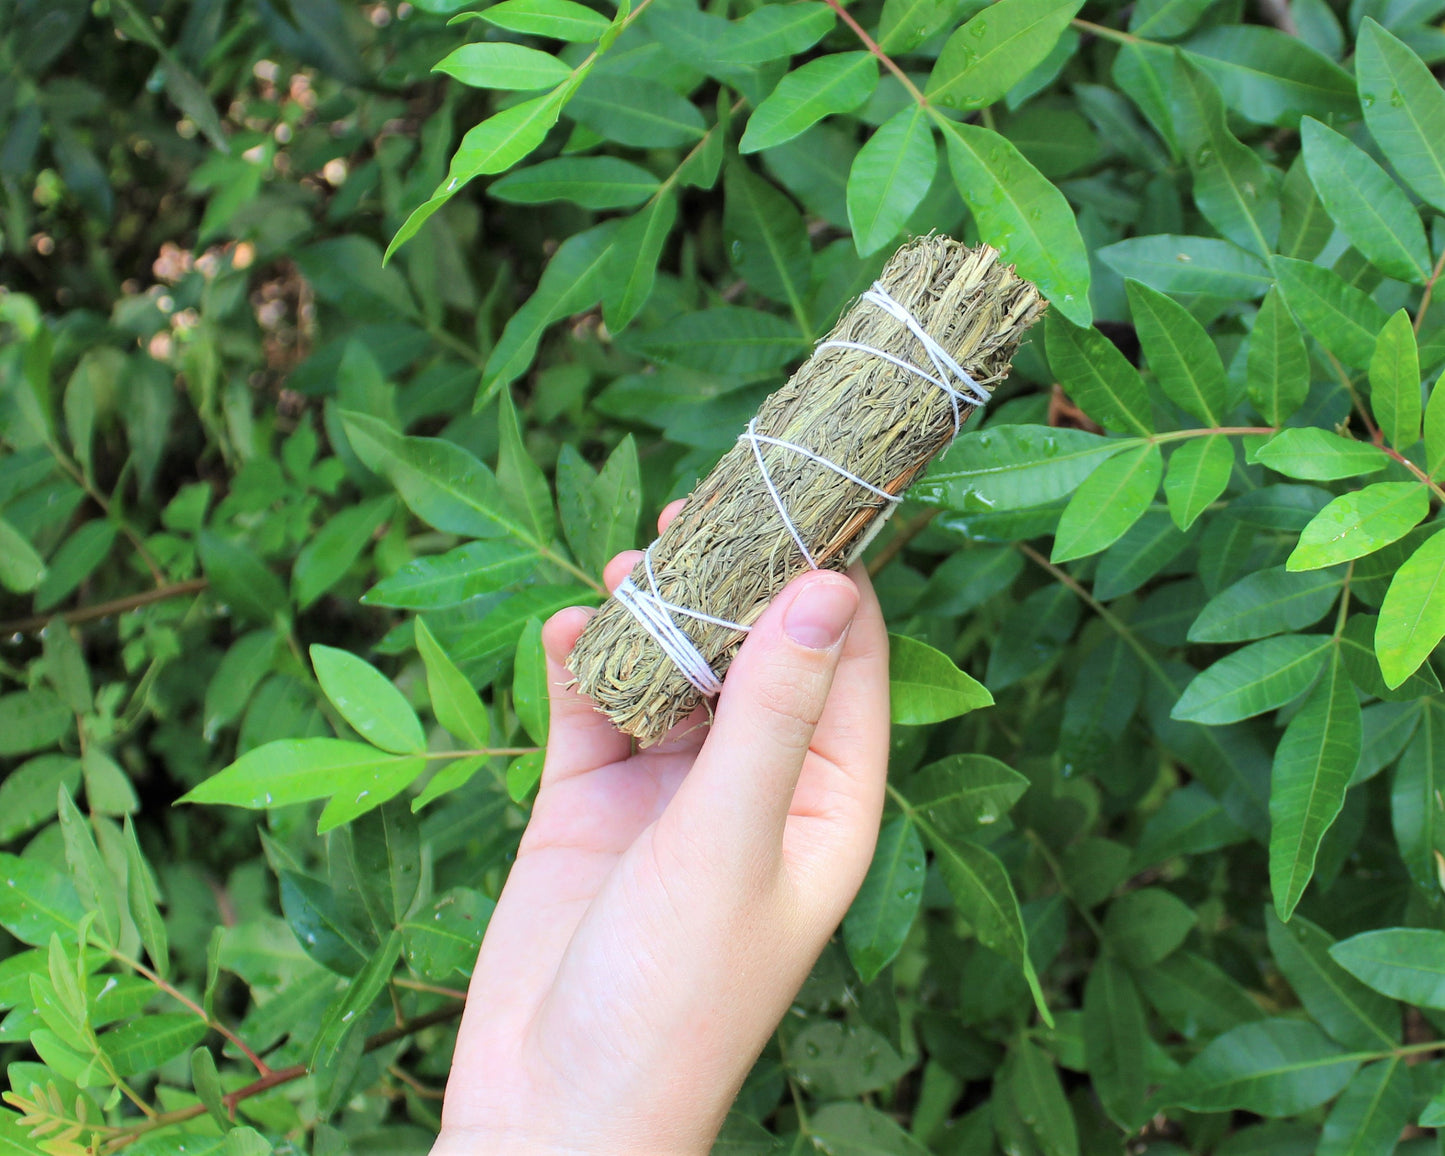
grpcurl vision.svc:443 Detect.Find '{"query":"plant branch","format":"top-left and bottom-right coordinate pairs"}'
top-left (1414, 247), bottom-right (1445, 336)
top-left (1326, 351), bottom-right (1381, 444)
top-left (821, 0), bottom-right (928, 105)
top-left (1071, 17), bottom-right (1140, 44)
top-left (0, 578), bottom-right (209, 636)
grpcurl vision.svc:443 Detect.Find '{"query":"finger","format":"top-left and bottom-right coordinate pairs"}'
top-left (658, 498), bottom-right (686, 534)
top-left (603, 550), bottom-right (644, 593)
top-left (658, 569), bottom-right (859, 878)
top-left (537, 606), bottom-right (632, 784)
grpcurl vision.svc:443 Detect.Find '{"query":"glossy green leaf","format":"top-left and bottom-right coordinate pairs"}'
top-left (181, 738), bottom-right (425, 810)
top-left (1083, 956), bottom-right (1148, 1129)
top-left (1051, 442), bottom-right (1162, 562)
top-left (889, 633), bottom-right (993, 724)
top-left (310, 645), bottom-right (424, 754)
top-left (512, 618), bottom-right (549, 746)
top-left (927, 0), bottom-right (1085, 110)
top-left (917, 425), bottom-right (1127, 511)
top-left (489, 156), bottom-right (660, 209)
top-left (844, 814), bottom-right (925, 983)
top-left (0, 854), bottom-right (83, 947)
top-left (1269, 649), bottom-right (1361, 920)
top-left (740, 53), bottom-right (877, 153)
top-left (1044, 312), bottom-right (1153, 436)
top-left (1389, 703), bottom-right (1442, 891)
top-left (724, 162), bottom-right (812, 311)
top-left (620, 307), bottom-right (804, 375)
top-left (1300, 118), bottom-right (1430, 284)
top-left (1097, 234), bottom-right (1272, 299)
top-left (940, 120), bottom-right (1091, 326)
top-left (1252, 428), bottom-right (1390, 481)
top-left (101, 1014), bottom-right (208, 1077)
top-left (362, 541), bottom-right (538, 609)
top-left (1264, 908), bottom-right (1398, 1050)
top-left (570, 75), bottom-right (706, 148)
top-left (400, 886), bottom-right (494, 981)
top-left (497, 390), bottom-right (555, 546)
top-left (905, 753), bottom-right (1030, 835)
top-left (1317, 1058), bottom-right (1412, 1156)
top-left (1163, 435), bottom-right (1232, 531)
top-left (310, 930), bottom-right (402, 1066)
top-left (1339, 614), bottom-right (1441, 702)
top-left (478, 0), bottom-right (610, 40)
top-left (415, 619), bottom-right (490, 750)
top-left (1182, 27), bottom-right (1357, 127)
top-left (1355, 19), bottom-right (1445, 213)
top-left (1369, 309), bottom-right (1422, 451)
top-left (708, 3), bottom-right (835, 64)
top-left (1273, 256), bottom-right (1389, 370)
top-left (1171, 633), bottom-right (1331, 724)
top-left (1286, 483), bottom-right (1429, 571)
top-left (1189, 566), bottom-right (1342, 642)
top-left (1131, 0), bottom-right (1215, 38)
top-left (433, 42), bottom-right (571, 90)
top-left (1330, 929), bottom-right (1445, 1007)
top-left (1374, 530), bottom-right (1445, 688)
top-left (1425, 373), bottom-right (1445, 479)
top-left (1166, 1018), bottom-right (1358, 1115)
top-left (1247, 286), bottom-right (1311, 426)
top-left (1127, 280), bottom-right (1226, 425)
top-left (847, 106), bottom-right (935, 258)
top-left (603, 193), bottom-right (678, 332)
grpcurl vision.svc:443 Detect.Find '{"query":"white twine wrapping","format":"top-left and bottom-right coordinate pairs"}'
top-left (610, 282), bottom-right (988, 697)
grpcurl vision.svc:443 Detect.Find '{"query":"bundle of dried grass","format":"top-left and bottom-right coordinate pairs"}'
top-left (569, 236), bottom-right (1046, 745)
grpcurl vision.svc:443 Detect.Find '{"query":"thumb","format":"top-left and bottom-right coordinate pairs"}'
top-left (660, 570), bottom-right (860, 877)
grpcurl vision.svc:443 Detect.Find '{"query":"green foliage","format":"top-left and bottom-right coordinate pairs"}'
top-left (2, 0), bottom-right (1445, 1151)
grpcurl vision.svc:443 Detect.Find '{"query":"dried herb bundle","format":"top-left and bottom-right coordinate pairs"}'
top-left (569, 236), bottom-right (1046, 744)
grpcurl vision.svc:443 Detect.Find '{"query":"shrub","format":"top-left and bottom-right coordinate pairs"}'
top-left (1, 0), bottom-right (1444, 1152)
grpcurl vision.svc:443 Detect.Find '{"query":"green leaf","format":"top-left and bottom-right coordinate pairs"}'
top-left (1102, 888), bottom-right (1197, 964)
top-left (740, 53), bottom-right (877, 153)
top-left (1188, 566), bottom-right (1342, 642)
top-left (1051, 442), bottom-right (1161, 562)
top-left (1171, 633), bottom-right (1332, 724)
top-left (1273, 256), bottom-right (1389, 370)
top-left (996, 1039), bottom-right (1077, 1156)
top-left (512, 618), bottom-right (549, 745)
top-left (787, 1021), bottom-right (909, 1097)
top-left (1165, 434), bottom-right (1232, 530)
top-left (1181, 27), bottom-right (1357, 127)
top-left (1390, 703), bottom-right (1443, 891)
top-left (847, 106), bottom-right (935, 258)
top-left (905, 753), bottom-right (1030, 835)
top-left (433, 42), bottom-right (571, 90)
top-left (449, 88), bottom-right (568, 179)
top-left (190, 1046), bottom-right (229, 1131)
top-left (415, 619), bottom-right (490, 750)
top-left (569, 75), bottom-right (706, 148)
top-left (506, 750), bottom-right (544, 803)
top-left (1355, 19), bottom-right (1445, 213)
top-left (888, 633), bottom-right (993, 724)
top-left (941, 120), bottom-right (1091, 326)
top-left (310, 645), bottom-right (424, 755)
top-left (0, 688), bottom-right (71, 756)
top-left (807, 1104), bottom-right (930, 1156)
top-left (929, 833), bottom-right (1049, 1024)
top-left (1375, 529), bottom-right (1445, 688)
top-left (1165, 1018), bottom-right (1358, 1115)
top-left (1169, 55), bottom-right (1280, 258)
top-left (123, 817), bottom-right (169, 980)
top-left (1044, 312), bottom-right (1154, 436)
top-left (917, 425), bottom-right (1127, 511)
top-left (620, 307), bottom-right (804, 375)
top-left (34, 520), bottom-right (116, 612)
top-left (181, 738), bottom-right (425, 809)
top-left (42, 620), bottom-right (90, 715)
top-left (1286, 483), bottom-right (1429, 571)
top-left (0, 516), bottom-right (45, 592)
top-left (0, 853), bottom-right (83, 946)
top-left (1339, 614), bottom-right (1441, 702)
top-left (878, 0), bottom-right (968, 52)
top-left (1300, 119), bottom-right (1430, 284)
top-left (101, 1014), bottom-right (208, 1077)
top-left (310, 930), bottom-right (402, 1066)
top-left (1264, 908), bottom-right (1398, 1050)
top-left (401, 886), bottom-right (494, 981)
top-left (1268, 648), bottom-right (1361, 920)
top-left (478, 0), bottom-right (611, 40)
top-left (1083, 957), bottom-right (1149, 1129)
top-left (1247, 286), bottom-right (1311, 425)
top-left (362, 541), bottom-right (538, 609)
top-left (1098, 234), bottom-right (1272, 300)
top-left (198, 531), bottom-right (288, 624)
top-left (558, 436), bottom-right (641, 577)
top-left (602, 194), bottom-right (678, 332)
top-left (1317, 1058), bottom-right (1412, 1156)
top-left (1252, 428), bottom-right (1391, 481)
top-left (1425, 373), bottom-right (1445, 480)
top-left (1130, 0), bottom-right (1215, 38)
top-left (293, 496), bottom-right (393, 611)
top-left (348, 800), bottom-right (421, 935)
top-left (1369, 310), bottom-right (1422, 451)
top-left (0, 755), bottom-right (78, 843)
top-left (1330, 928), bottom-right (1445, 1008)
top-left (724, 162), bottom-right (812, 313)
top-left (1126, 280), bottom-right (1226, 425)
top-left (708, 3), bottom-right (835, 64)
top-left (489, 156), bottom-right (660, 209)
top-left (926, 0), bottom-right (1086, 110)
top-left (496, 390), bottom-right (555, 546)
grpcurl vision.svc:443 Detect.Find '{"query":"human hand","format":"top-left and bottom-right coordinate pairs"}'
top-left (431, 499), bottom-right (891, 1155)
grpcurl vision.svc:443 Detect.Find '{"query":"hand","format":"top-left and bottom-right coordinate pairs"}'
top-left (432, 499), bottom-right (891, 1155)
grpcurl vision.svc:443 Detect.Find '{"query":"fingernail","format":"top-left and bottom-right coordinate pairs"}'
top-left (783, 576), bottom-right (858, 649)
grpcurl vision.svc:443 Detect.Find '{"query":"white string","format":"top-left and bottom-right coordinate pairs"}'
top-left (612, 279), bottom-right (988, 695)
